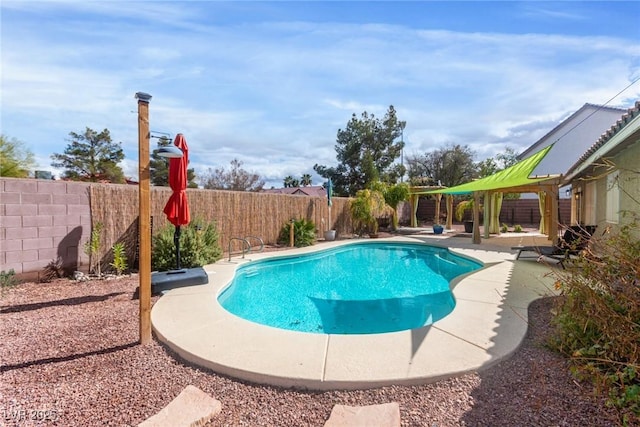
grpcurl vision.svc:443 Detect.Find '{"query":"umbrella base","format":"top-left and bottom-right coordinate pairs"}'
top-left (151, 267), bottom-right (209, 295)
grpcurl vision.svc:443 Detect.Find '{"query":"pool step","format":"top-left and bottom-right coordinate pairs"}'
top-left (243, 267), bottom-right (259, 277)
top-left (434, 254), bottom-right (457, 266)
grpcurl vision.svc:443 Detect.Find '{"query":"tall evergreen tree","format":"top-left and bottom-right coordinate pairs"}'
top-left (314, 105), bottom-right (405, 196)
top-left (51, 127), bottom-right (125, 183)
top-left (150, 136), bottom-right (197, 187)
top-left (150, 136), bottom-right (171, 186)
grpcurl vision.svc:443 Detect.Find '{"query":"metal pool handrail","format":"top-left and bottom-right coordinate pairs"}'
top-left (228, 236), bottom-right (264, 261)
top-left (244, 236), bottom-right (264, 253)
top-left (228, 237), bottom-right (250, 261)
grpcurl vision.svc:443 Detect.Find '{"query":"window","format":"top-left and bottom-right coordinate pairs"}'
top-left (606, 170), bottom-right (619, 224)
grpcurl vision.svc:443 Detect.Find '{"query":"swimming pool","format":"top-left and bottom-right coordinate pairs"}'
top-left (218, 242), bottom-right (481, 334)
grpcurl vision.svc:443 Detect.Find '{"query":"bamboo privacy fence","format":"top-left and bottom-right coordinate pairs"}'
top-left (89, 184), bottom-right (352, 265)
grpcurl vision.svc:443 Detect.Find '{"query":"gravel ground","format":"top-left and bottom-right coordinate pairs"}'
top-left (0, 275), bottom-right (621, 427)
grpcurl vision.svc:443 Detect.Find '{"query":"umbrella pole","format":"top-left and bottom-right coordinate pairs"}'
top-left (174, 225), bottom-right (181, 270)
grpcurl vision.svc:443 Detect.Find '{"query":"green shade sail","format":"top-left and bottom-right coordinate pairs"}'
top-left (427, 144), bottom-right (555, 195)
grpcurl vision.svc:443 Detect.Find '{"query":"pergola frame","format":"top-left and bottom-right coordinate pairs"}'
top-left (408, 176), bottom-right (563, 245)
top-left (408, 145), bottom-right (564, 244)
top-left (408, 186), bottom-right (447, 228)
top-left (472, 177), bottom-right (562, 244)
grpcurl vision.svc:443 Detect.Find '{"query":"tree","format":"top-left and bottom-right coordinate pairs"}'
top-left (314, 105), bottom-right (405, 197)
top-left (300, 174), bottom-right (312, 186)
top-left (496, 147), bottom-right (519, 170)
top-left (150, 136), bottom-right (198, 187)
top-left (406, 144), bottom-right (476, 187)
top-left (51, 127), bottom-right (125, 183)
top-left (200, 158), bottom-right (265, 191)
top-left (476, 146), bottom-right (519, 178)
top-left (0, 135), bottom-right (35, 177)
top-left (476, 146), bottom-right (520, 199)
top-left (475, 157), bottom-right (499, 179)
top-left (283, 176), bottom-right (300, 187)
top-left (150, 136), bottom-right (171, 186)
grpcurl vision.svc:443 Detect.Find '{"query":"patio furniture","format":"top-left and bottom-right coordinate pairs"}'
top-left (512, 225), bottom-right (596, 269)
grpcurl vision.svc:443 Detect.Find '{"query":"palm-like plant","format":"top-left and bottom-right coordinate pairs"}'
top-left (300, 174), bottom-right (312, 186)
top-left (278, 218), bottom-right (316, 247)
top-left (382, 182), bottom-right (409, 230)
top-left (455, 199), bottom-right (474, 222)
top-left (350, 189), bottom-right (386, 235)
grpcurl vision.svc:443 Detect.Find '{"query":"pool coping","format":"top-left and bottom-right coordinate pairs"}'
top-left (151, 235), bottom-right (557, 390)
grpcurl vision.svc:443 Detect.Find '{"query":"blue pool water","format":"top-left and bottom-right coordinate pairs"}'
top-left (218, 242), bottom-right (481, 334)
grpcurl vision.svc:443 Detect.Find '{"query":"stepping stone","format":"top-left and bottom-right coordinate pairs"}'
top-left (138, 385), bottom-right (221, 427)
top-left (324, 402), bottom-right (400, 427)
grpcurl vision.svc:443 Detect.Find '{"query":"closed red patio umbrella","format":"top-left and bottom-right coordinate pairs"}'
top-left (163, 133), bottom-right (190, 270)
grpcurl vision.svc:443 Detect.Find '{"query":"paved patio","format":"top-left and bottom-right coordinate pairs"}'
top-left (151, 231), bottom-right (559, 390)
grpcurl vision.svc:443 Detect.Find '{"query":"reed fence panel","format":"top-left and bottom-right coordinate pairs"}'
top-left (89, 185), bottom-right (352, 264)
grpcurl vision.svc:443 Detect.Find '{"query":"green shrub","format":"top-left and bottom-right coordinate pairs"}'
top-left (84, 222), bottom-right (103, 276)
top-left (1, 269), bottom-right (19, 296)
top-left (550, 219), bottom-right (640, 425)
top-left (278, 218), bottom-right (316, 247)
top-left (500, 223), bottom-right (509, 233)
top-left (514, 224), bottom-right (523, 233)
top-left (152, 218), bottom-right (223, 271)
top-left (110, 242), bottom-right (128, 275)
top-left (350, 188), bottom-right (386, 235)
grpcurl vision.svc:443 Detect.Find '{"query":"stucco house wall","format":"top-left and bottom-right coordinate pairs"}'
top-left (588, 143), bottom-right (640, 230)
top-left (616, 142), bottom-right (640, 219)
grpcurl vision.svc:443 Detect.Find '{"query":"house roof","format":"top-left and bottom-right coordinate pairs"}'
top-left (563, 100), bottom-right (640, 183)
top-left (428, 144), bottom-right (557, 195)
top-left (263, 185), bottom-right (327, 197)
top-left (517, 103), bottom-right (626, 178)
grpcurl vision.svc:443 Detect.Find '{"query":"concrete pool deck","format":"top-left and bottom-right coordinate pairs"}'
top-left (151, 233), bottom-right (559, 390)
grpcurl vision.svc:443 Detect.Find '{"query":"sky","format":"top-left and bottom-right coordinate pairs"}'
top-left (2, 1), bottom-right (640, 188)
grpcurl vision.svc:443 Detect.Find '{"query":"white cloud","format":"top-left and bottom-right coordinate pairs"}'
top-left (2, 1), bottom-right (639, 185)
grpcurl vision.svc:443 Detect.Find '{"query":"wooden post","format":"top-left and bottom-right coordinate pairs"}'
top-left (446, 194), bottom-right (453, 230)
top-left (472, 191), bottom-right (481, 244)
top-left (483, 191), bottom-right (490, 239)
top-left (136, 92), bottom-right (152, 345)
top-left (289, 219), bottom-right (295, 247)
top-left (434, 194), bottom-right (442, 224)
top-left (548, 186), bottom-right (559, 245)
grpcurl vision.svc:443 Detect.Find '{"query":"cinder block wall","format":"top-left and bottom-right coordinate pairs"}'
top-left (0, 178), bottom-right (91, 281)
